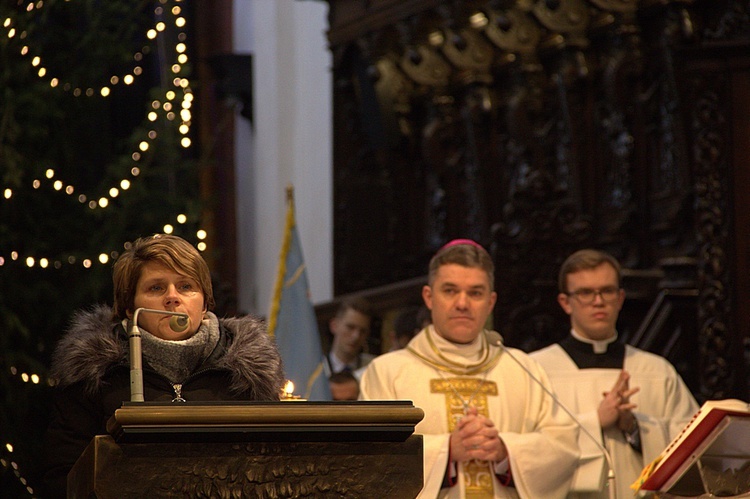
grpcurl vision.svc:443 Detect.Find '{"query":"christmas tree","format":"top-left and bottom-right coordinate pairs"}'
top-left (0, 1), bottom-right (204, 494)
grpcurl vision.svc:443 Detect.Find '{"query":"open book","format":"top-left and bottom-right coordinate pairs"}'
top-left (635, 399), bottom-right (750, 495)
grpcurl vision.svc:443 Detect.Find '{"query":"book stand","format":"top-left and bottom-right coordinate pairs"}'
top-left (638, 401), bottom-right (750, 498)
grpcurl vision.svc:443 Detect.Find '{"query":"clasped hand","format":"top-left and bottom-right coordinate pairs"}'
top-left (599, 369), bottom-right (640, 431)
top-left (450, 407), bottom-right (508, 463)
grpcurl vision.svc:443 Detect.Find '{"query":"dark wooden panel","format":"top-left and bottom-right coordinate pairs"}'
top-left (324, 0), bottom-right (750, 401)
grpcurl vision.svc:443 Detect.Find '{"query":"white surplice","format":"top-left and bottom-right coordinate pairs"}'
top-left (360, 327), bottom-right (579, 499)
top-left (531, 343), bottom-right (699, 499)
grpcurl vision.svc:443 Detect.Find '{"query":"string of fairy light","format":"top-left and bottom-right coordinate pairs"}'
top-left (1, 368), bottom-right (41, 497)
top-left (0, 0), bottom-right (209, 273)
top-left (1, 1), bottom-right (209, 494)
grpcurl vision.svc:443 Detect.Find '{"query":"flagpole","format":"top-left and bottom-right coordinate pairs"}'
top-left (285, 183), bottom-right (293, 205)
top-left (267, 185), bottom-right (332, 400)
top-left (268, 184), bottom-right (295, 338)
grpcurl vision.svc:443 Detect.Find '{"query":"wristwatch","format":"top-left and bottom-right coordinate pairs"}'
top-left (623, 419), bottom-right (641, 452)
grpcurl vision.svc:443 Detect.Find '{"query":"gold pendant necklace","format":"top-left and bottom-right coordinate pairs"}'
top-left (435, 368), bottom-right (490, 414)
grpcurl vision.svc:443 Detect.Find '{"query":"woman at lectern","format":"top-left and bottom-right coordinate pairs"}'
top-left (41, 234), bottom-right (285, 498)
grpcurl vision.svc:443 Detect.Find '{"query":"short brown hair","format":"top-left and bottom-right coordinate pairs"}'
top-left (428, 241), bottom-right (494, 291)
top-left (112, 234), bottom-right (215, 320)
top-left (335, 296), bottom-right (372, 319)
top-left (558, 249), bottom-right (622, 293)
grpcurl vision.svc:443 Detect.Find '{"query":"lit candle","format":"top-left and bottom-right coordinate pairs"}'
top-left (283, 380), bottom-right (294, 397)
top-left (280, 380), bottom-right (302, 401)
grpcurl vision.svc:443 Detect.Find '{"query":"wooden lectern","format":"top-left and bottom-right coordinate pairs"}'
top-left (67, 400), bottom-right (425, 498)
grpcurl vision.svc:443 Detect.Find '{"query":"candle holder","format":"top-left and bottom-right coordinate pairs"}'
top-left (279, 380), bottom-right (304, 401)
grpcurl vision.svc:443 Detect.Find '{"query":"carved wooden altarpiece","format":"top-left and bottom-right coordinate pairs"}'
top-left (324, 0), bottom-right (750, 402)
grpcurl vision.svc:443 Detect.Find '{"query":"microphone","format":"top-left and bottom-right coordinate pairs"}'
top-left (168, 314), bottom-right (190, 332)
top-left (491, 334), bottom-right (617, 499)
top-left (128, 308), bottom-right (191, 402)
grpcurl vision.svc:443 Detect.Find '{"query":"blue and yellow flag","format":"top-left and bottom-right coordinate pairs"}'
top-left (268, 186), bottom-right (331, 400)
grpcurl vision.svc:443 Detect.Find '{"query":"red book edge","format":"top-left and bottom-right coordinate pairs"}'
top-left (638, 405), bottom-right (750, 491)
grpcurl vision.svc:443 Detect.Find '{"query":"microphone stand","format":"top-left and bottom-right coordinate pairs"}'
top-left (496, 339), bottom-right (617, 499)
top-left (129, 308), bottom-right (189, 402)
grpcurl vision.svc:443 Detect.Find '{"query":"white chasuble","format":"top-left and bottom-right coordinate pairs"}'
top-left (360, 327), bottom-right (579, 499)
top-left (531, 344), bottom-right (699, 499)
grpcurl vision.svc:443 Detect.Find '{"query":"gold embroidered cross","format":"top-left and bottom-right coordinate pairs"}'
top-left (431, 377), bottom-right (499, 498)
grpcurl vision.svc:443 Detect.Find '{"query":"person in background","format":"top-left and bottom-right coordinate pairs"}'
top-left (41, 234), bottom-right (285, 498)
top-left (531, 248), bottom-right (699, 499)
top-left (388, 305), bottom-right (431, 351)
top-left (329, 369), bottom-right (360, 401)
top-left (324, 297), bottom-right (374, 380)
top-left (388, 305), bottom-right (420, 351)
top-left (360, 239), bottom-right (579, 498)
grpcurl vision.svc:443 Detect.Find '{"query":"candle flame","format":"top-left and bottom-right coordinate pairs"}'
top-left (283, 380), bottom-right (294, 396)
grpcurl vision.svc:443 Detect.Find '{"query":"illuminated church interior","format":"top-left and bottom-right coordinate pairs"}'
top-left (1, 0), bottom-right (749, 496)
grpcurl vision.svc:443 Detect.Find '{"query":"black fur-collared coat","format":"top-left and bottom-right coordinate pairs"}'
top-left (41, 304), bottom-right (285, 498)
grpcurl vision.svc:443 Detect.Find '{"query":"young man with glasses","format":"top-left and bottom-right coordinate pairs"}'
top-left (531, 249), bottom-right (698, 499)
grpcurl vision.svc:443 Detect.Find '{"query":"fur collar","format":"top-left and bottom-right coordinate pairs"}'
top-left (50, 304), bottom-right (284, 398)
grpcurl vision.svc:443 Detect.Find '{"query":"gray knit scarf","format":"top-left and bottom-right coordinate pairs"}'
top-left (138, 311), bottom-right (221, 384)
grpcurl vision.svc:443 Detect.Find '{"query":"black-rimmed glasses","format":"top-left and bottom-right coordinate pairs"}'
top-left (566, 286), bottom-right (620, 304)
